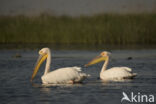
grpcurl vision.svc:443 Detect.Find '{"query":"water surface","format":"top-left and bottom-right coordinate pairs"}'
top-left (0, 49), bottom-right (156, 104)
top-left (0, 0), bottom-right (156, 16)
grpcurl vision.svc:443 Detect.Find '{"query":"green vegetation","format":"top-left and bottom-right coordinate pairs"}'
top-left (0, 14), bottom-right (156, 45)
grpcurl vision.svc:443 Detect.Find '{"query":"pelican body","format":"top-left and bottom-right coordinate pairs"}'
top-left (85, 51), bottom-right (137, 81)
top-left (31, 48), bottom-right (89, 84)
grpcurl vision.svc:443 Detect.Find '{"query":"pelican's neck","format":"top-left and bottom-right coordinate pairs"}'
top-left (44, 50), bottom-right (51, 75)
top-left (100, 56), bottom-right (109, 73)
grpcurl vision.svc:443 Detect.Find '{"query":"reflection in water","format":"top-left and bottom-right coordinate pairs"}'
top-left (40, 87), bottom-right (51, 94)
top-left (32, 83), bottom-right (84, 94)
top-left (0, 49), bottom-right (156, 104)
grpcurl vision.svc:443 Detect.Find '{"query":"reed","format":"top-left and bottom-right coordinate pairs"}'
top-left (0, 14), bottom-right (156, 45)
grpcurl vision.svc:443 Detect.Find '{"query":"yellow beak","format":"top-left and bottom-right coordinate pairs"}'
top-left (85, 55), bottom-right (107, 67)
top-left (31, 53), bottom-right (48, 82)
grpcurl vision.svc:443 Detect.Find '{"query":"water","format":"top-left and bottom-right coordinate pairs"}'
top-left (0, 0), bottom-right (156, 16)
top-left (0, 49), bottom-right (156, 104)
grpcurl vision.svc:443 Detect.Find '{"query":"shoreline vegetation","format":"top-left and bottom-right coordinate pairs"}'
top-left (0, 43), bottom-right (156, 50)
top-left (0, 14), bottom-right (156, 47)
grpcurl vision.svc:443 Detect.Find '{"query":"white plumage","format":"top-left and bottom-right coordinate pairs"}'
top-left (31, 48), bottom-right (90, 84)
top-left (100, 67), bottom-right (137, 81)
top-left (85, 51), bottom-right (137, 81)
top-left (42, 66), bottom-right (89, 84)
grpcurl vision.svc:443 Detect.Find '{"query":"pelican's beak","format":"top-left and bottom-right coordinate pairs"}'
top-left (31, 53), bottom-right (48, 82)
top-left (85, 55), bottom-right (107, 67)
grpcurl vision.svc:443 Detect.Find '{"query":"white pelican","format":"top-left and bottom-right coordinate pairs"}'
top-left (85, 51), bottom-right (137, 81)
top-left (31, 48), bottom-right (90, 84)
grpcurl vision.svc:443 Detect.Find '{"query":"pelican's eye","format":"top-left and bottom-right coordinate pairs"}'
top-left (101, 52), bottom-right (106, 56)
top-left (39, 51), bottom-right (43, 54)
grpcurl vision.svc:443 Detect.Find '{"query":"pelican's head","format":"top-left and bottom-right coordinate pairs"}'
top-left (39, 48), bottom-right (49, 55)
top-left (31, 48), bottom-right (50, 82)
top-left (85, 51), bottom-right (111, 67)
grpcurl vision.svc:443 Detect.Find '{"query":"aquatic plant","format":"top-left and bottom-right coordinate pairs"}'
top-left (0, 14), bottom-right (156, 45)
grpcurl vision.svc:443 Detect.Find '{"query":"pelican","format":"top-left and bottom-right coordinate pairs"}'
top-left (85, 51), bottom-right (137, 81)
top-left (31, 48), bottom-right (90, 84)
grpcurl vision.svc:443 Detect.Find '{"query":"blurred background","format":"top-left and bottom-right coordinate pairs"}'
top-left (0, 0), bottom-right (156, 49)
top-left (0, 1), bottom-right (156, 104)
